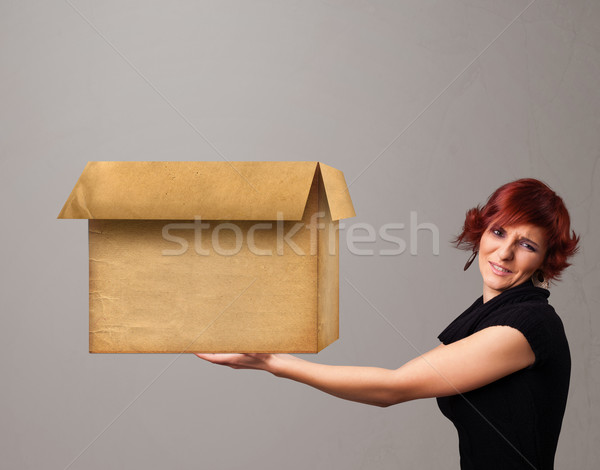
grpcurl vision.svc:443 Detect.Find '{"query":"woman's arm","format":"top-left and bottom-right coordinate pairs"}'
top-left (269, 354), bottom-right (405, 407)
top-left (196, 325), bottom-right (535, 407)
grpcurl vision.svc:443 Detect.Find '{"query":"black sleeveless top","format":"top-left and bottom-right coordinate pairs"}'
top-left (436, 279), bottom-right (571, 469)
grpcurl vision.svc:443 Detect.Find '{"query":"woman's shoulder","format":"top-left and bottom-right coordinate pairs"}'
top-left (484, 299), bottom-right (565, 332)
top-left (476, 300), bottom-right (569, 368)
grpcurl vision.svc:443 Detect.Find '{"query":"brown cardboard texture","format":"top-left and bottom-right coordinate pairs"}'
top-left (58, 161), bottom-right (356, 353)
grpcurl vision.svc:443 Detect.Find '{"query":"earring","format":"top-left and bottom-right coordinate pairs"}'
top-left (463, 250), bottom-right (478, 271)
top-left (532, 270), bottom-right (549, 289)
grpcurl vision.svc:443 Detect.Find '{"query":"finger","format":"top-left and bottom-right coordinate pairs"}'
top-left (195, 353), bottom-right (244, 365)
top-left (195, 353), bottom-right (230, 364)
top-left (195, 353), bottom-right (216, 361)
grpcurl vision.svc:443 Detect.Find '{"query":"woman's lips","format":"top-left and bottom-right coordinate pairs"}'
top-left (489, 261), bottom-right (512, 276)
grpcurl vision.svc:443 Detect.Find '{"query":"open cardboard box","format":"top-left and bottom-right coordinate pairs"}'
top-left (58, 161), bottom-right (356, 353)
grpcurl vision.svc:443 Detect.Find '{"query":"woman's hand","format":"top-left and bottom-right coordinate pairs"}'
top-left (195, 353), bottom-right (279, 372)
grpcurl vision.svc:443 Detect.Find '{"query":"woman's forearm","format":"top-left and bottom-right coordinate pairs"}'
top-left (266, 354), bottom-right (402, 407)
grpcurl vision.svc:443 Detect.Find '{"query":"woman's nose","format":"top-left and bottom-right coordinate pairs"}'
top-left (497, 241), bottom-right (515, 260)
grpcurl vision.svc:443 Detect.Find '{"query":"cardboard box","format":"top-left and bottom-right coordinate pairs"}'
top-left (58, 161), bottom-right (355, 353)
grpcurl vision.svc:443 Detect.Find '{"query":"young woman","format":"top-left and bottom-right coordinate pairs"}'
top-left (196, 178), bottom-right (579, 469)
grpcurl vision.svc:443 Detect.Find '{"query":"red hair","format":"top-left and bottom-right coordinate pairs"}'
top-left (453, 178), bottom-right (579, 281)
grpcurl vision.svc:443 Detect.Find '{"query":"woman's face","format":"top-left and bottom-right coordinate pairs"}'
top-left (478, 222), bottom-right (547, 302)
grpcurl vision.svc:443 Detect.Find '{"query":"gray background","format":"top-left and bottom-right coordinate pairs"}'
top-left (1, 0), bottom-right (598, 468)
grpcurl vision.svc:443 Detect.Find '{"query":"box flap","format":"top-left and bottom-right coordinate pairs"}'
top-left (317, 162), bottom-right (356, 221)
top-left (57, 161), bottom-right (322, 220)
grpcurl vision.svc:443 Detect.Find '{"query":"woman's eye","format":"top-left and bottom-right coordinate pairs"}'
top-left (492, 228), bottom-right (503, 236)
top-left (521, 242), bottom-right (537, 252)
